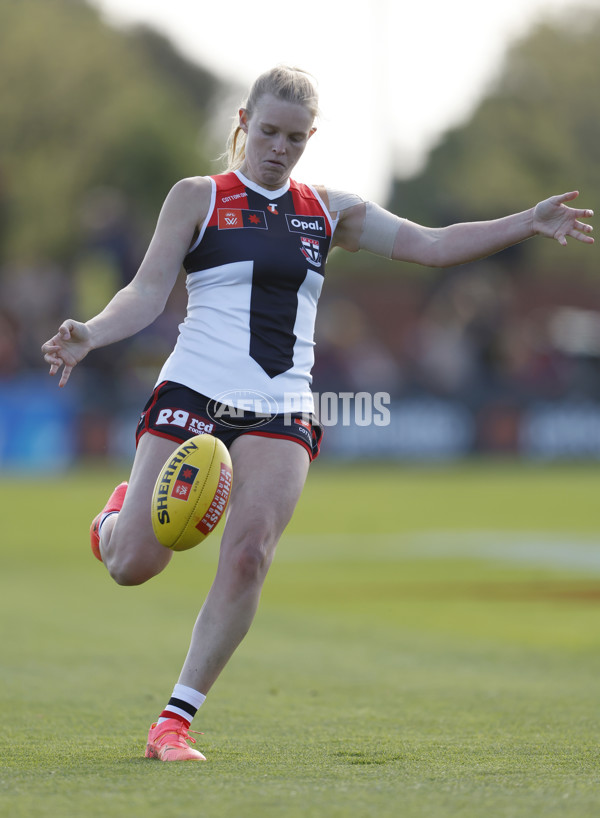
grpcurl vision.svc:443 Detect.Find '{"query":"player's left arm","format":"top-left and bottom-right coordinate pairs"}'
top-left (332, 190), bottom-right (593, 267)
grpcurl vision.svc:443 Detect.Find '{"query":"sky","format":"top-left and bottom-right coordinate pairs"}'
top-left (91, 0), bottom-right (598, 203)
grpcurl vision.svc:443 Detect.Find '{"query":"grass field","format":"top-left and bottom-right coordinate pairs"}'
top-left (1, 460), bottom-right (600, 817)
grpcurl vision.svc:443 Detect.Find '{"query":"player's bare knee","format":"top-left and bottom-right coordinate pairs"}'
top-left (236, 543), bottom-right (269, 582)
top-left (103, 545), bottom-right (161, 586)
top-left (228, 530), bottom-right (277, 585)
top-left (104, 556), bottom-right (146, 586)
top-left (109, 562), bottom-right (158, 586)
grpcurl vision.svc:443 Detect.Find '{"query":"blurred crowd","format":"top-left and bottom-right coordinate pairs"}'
top-left (313, 265), bottom-right (600, 407)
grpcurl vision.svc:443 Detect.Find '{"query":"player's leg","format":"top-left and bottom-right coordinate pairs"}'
top-left (178, 434), bottom-right (310, 693)
top-left (98, 433), bottom-right (178, 585)
top-left (145, 434), bottom-right (311, 761)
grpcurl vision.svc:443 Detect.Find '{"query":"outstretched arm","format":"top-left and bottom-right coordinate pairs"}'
top-left (392, 191), bottom-right (593, 267)
top-left (42, 177), bottom-right (211, 386)
top-left (333, 190), bottom-right (594, 267)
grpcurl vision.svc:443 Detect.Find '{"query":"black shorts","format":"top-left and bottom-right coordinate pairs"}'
top-left (136, 381), bottom-right (323, 461)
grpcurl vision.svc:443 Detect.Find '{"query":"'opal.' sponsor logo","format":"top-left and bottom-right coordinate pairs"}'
top-left (286, 214), bottom-right (325, 236)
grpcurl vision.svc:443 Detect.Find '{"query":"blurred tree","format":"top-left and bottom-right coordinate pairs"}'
top-left (387, 12), bottom-right (600, 276)
top-left (0, 0), bottom-right (229, 263)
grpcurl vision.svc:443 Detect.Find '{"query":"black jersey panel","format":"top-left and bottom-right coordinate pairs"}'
top-left (184, 178), bottom-right (331, 379)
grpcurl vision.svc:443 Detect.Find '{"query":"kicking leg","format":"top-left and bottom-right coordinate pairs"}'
top-left (99, 433), bottom-right (179, 585)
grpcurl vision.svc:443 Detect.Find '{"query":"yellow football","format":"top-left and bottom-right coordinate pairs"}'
top-left (151, 434), bottom-right (233, 551)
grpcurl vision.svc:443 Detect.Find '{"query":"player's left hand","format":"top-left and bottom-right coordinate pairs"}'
top-left (532, 191), bottom-right (594, 246)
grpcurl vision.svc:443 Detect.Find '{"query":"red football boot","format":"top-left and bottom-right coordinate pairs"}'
top-left (89, 482), bottom-right (128, 561)
top-left (145, 719), bottom-right (206, 761)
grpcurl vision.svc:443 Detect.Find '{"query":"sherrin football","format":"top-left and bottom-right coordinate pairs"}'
top-left (151, 434), bottom-right (233, 551)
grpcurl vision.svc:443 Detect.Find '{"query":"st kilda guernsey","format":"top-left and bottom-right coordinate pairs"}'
top-left (156, 170), bottom-right (338, 415)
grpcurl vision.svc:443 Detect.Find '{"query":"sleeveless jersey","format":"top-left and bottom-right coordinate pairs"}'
top-left (156, 170), bottom-right (337, 414)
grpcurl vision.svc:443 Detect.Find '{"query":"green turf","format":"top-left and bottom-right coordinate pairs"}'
top-left (1, 461), bottom-right (599, 817)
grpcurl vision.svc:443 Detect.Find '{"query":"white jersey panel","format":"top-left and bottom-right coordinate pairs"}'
top-left (157, 261), bottom-right (318, 414)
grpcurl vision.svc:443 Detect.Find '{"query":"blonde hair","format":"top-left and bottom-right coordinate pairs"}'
top-left (223, 66), bottom-right (319, 172)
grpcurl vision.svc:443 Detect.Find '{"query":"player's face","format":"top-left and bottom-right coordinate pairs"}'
top-left (239, 93), bottom-right (316, 189)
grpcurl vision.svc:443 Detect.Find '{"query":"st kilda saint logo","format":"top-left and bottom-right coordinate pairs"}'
top-left (300, 236), bottom-right (322, 267)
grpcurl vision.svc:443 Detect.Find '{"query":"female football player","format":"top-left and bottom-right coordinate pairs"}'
top-left (41, 66), bottom-right (594, 761)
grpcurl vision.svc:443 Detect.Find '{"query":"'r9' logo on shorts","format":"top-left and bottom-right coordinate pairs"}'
top-left (155, 408), bottom-right (215, 435)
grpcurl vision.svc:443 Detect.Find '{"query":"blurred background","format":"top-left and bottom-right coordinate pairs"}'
top-left (0, 0), bottom-right (599, 470)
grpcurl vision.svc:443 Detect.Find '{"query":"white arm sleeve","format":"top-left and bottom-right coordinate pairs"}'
top-left (326, 189), bottom-right (365, 211)
top-left (359, 202), bottom-right (403, 259)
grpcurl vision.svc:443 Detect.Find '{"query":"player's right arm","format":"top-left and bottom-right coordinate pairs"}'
top-left (42, 176), bottom-right (212, 387)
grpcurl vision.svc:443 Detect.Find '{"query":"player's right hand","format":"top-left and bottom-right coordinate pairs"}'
top-left (41, 319), bottom-right (93, 387)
